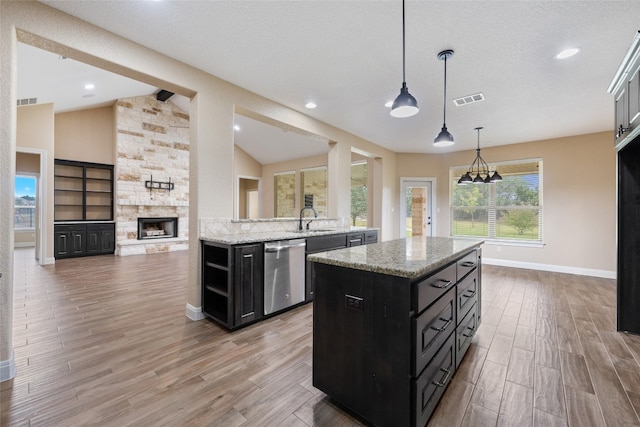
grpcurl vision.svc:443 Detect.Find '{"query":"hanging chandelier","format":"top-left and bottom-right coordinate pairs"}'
top-left (458, 127), bottom-right (502, 184)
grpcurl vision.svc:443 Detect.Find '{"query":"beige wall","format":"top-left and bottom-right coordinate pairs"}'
top-left (16, 104), bottom-right (54, 259)
top-left (55, 106), bottom-right (115, 164)
top-left (16, 151), bottom-right (39, 173)
top-left (397, 131), bottom-right (616, 274)
top-left (233, 145), bottom-right (262, 218)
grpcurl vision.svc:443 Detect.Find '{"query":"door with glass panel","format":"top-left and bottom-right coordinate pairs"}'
top-left (400, 179), bottom-right (433, 237)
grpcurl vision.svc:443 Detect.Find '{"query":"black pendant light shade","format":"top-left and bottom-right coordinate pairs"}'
top-left (458, 127), bottom-right (501, 185)
top-left (434, 49), bottom-right (455, 146)
top-left (391, 83), bottom-right (419, 117)
top-left (390, 0), bottom-right (419, 118)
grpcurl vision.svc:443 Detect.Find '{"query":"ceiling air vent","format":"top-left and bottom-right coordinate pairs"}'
top-left (16, 98), bottom-right (37, 106)
top-left (453, 92), bottom-right (485, 107)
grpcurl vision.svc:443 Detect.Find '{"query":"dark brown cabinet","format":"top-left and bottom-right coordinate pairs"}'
top-left (54, 224), bottom-right (86, 258)
top-left (86, 223), bottom-right (116, 255)
top-left (611, 31), bottom-right (640, 334)
top-left (610, 32), bottom-right (640, 149)
top-left (304, 230), bottom-right (378, 301)
top-left (201, 241), bottom-right (263, 329)
top-left (312, 247), bottom-right (481, 427)
top-left (54, 222), bottom-right (114, 259)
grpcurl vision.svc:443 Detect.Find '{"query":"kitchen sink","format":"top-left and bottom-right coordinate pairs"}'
top-left (296, 229), bottom-right (336, 233)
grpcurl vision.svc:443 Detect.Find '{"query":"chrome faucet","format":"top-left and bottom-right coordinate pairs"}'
top-left (299, 206), bottom-right (317, 230)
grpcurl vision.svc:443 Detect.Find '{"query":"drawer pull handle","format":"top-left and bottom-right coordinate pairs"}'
top-left (460, 261), bottom-right (476, 268)
top-left (432, 368), bottom-right (452, 387)
top-left (430, 317), bottom-right (452, 333)
top-left (462, 326), bottom-right (476, 338)
top-left (463, 290), bottom-right (476, 298)
top-left (430, 279), bottom-right (453, 289)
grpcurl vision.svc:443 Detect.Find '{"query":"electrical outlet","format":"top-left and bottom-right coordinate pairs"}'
top-left (345, 294), bottom-right (364, 312)
top-left (241, 224), bottom-right (250, 231)
top-left (497, 246), bottom-right (502, 252)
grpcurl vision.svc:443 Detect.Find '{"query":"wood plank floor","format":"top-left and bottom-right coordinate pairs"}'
top-left (1, 248), bottom-right (639, 426)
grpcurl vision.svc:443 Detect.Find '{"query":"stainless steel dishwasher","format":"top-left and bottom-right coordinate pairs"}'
top-left (264, 238), bottom-right (306, 315)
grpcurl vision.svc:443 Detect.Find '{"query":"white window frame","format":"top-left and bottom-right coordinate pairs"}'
top-left (450, 158), bottom-right (543, 247)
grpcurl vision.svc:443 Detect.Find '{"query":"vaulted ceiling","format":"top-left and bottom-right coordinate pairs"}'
top-left (23, 1), bottom-right (640, 157)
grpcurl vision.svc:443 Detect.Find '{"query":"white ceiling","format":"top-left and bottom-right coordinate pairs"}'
top-left (23, 1), bottom-right (640, 157)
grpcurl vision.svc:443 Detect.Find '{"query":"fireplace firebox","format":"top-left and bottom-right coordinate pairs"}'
top-left (137, 217), bottom-right (178, 240)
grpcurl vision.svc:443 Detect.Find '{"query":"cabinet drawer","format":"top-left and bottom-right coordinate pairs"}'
top-left (456, 250), bottom-right (478, 280)
top-left (456, 303), bottom-right (478, 368)
top-left (413, 286), bottom-right (455, 377)
top-left (364, 230), bottom-right (378, 244)
top-left (347, 233), bottom-right (364, 247)
top-left (457, 269), bottom-right (478, 323)
top-left (414, 263), bottom-right (456, 314)
top-left (306, 234), bottom-right (347, 252)
top-left (413, 331), bottom-right (455, 427)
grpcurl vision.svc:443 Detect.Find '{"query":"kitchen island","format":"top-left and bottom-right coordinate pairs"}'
top-left (308, 236), bottom-right (483, 427)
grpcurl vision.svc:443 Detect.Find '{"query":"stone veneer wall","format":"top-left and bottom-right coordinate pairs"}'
top-left (115, 95), bottom-right (189, 256)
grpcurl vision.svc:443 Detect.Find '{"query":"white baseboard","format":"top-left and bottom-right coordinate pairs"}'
top-left (185, 303), bottom-right (204, 321)
top-left (42, 257), bottom-right (55, 265)
top-left (483, 258), bottom-right (616, 279)
top-left (0, 352), bottom-right (16, 382)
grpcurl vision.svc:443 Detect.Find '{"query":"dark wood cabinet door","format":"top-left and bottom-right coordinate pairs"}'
top-left (234, 244), bottom-right (263, 326)
top-left (86, 229), bottom-right (101, 254)
top-left (70, 230), bottom-right (86, 255)
top-left (54, 231), bottom-right (72, 258)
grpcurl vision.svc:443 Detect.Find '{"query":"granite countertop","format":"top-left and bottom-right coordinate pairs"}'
top-left (307, 236), bottom-right (483, 279)
top-left (202, 227), bottom-right (374, 245)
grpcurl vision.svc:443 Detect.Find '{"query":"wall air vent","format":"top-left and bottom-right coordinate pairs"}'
top-left (17, 98), bottom-right (37, 106)
top-left (453, 93), bottom-right (485, 107)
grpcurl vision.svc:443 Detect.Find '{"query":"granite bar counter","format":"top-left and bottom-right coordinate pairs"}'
top-left (307, 236), bottom-right (482, 279)
top-left (310, 236), bottom-right (483, 427)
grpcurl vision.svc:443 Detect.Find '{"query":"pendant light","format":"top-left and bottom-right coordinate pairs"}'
top-left (457, 127), bottom-right (502, 185)
top-left (390, 0), bottom-right (419, 118)
top-left (434, 50), bottom-right (455, 147)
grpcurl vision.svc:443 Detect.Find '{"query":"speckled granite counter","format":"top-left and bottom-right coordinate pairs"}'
top-left (201, 227), bottom-right (376, 245)
top-left (307, 236), bottom-right (483, 279)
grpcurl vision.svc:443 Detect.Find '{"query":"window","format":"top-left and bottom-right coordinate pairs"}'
top-left (15, 175), bottom-right (36, 229)
top-left (351, 161), bottom-right (368, 227)
top-left (300, 167), bottom-right (327, 217)
top-left (274, 171), bottom-right (296, 217)
top-left (450, 159), bottom-right (542, 243)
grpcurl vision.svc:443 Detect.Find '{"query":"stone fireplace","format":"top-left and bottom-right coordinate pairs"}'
top-left (114, 95), bottom-right (189, 256)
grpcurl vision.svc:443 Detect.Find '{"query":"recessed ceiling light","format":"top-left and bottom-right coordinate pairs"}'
top-left (384, 101), bottom-right (393, 108)
top-left (556, 48), bottom-right (580, 59)
top-left (305, 102), bottom-right (317, 109)
top-left (84, 83), bottom-right (95, 90)
top-left (233, 125), bottom-right (240, 131)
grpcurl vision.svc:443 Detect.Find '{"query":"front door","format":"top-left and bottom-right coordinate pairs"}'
top-left (400, 179), bottom-right (434, 237)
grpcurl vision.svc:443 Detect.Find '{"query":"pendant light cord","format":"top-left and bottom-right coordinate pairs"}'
top-left (442, 54), bottom-right (447, 124)
top-left (402, 0), bottom-right (406, 83)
